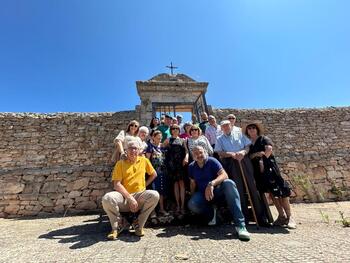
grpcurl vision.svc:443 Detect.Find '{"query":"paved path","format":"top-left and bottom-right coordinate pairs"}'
top-left (1, 202), bottom-right (350, 263)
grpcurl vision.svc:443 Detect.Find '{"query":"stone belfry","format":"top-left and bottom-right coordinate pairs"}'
top-left (136, 71), bottom-right (209, 124)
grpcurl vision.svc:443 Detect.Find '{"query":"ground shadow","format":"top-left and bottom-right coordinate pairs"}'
top-left (38, 213), bottom-right (290, 249)
top-left (155, 222), bottom-right (290, 241)
top-left (38, 217), bottom-right (141, 249)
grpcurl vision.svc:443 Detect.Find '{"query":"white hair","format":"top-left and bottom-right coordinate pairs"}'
top-left (125, 137), bottom-right (141, 149)
top-left (138, 126), bottom-right (149, 134)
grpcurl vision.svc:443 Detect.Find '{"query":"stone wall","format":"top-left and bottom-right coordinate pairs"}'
top-left (0, 107), bottom-right (349, 218)
top-left (0, 111), bottom-right (137, 217)
top-left (213, 107), bottom-right (350, 203)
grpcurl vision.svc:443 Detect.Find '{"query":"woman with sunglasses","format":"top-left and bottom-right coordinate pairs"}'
top-left (163, 124), bottom-right (189, 214)
top-left (244, 121), bottom-right (296, 229)
top-left (111, 120), bottom-right (142, 163)
top-left (179, 122), bottom-right (193, 140)
top-left (187, 125), bottom-right (213, 163)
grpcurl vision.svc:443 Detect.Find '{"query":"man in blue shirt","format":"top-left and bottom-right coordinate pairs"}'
top-left (187, 145), bottom-right (250, 241)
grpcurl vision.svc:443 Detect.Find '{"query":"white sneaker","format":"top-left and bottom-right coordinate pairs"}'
top-left (287, 217), bottom-right (297, 229)
top-left (208, 207), bottom-right (217, 226)
top-left (235, 226), bottom-right (250, 241)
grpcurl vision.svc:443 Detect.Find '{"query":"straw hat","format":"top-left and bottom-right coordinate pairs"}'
top-left (242, 120), bottom-right (264, 137)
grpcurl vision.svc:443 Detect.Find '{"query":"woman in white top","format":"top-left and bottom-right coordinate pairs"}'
top-left (111, 120), bottom-right (142, 163)
top-left (187, 125), bottom-right (213, 162)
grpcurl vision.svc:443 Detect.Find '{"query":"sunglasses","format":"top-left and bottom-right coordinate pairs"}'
top-left (129, 124), bottom-right (138, 128)
top-left (127, 146), bottom-right (139, 151)
top-left (171, 127), bottom-right (179, 130)
top-left (228, 117), bottom-right (236, 120)
top-left (190, 129), bottom-right (199, 131)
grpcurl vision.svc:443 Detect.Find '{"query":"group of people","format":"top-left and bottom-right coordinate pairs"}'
top-left (102, 112), bottom-right (296, 241)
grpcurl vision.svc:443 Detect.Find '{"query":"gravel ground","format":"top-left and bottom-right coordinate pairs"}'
top-left (1, 201), bottom-right (350, 263)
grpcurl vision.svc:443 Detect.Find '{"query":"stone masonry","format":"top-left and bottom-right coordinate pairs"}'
top-left (0, 111), bottom-right (137, 217)
top-left (213, 107), bottom-right (350, 203)
top-left (0, 107), bottom-right (349, 218)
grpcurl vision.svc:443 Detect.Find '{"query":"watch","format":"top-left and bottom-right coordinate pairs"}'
top-left (208, 181), bottom-right (214, 187)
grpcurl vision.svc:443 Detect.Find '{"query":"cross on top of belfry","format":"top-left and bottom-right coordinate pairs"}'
top-left (166, 62), bottom-right (178, 75)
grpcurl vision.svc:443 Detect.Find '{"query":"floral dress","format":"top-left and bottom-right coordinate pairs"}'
top-left (146, 142), bottom-right (168, 195)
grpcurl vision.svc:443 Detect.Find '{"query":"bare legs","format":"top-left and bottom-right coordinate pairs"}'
top-left (174, 179), bottom-right (185, 213)
top-left (270, 193), bottom-right (296, 228)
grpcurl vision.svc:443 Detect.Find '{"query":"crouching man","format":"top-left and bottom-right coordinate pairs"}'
top-left (187, 145), bottom-right (250, 241)
top-left (102, 140), bottom-right (159, 240)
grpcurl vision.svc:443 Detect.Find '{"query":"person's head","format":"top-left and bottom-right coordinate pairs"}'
top-left (149, 117), bottom-right (159, 129)
top-left (200, 112), bottom-right (208, 122)
top-left (244, 121), bottom-right (264, 139)
top-left (189, 125), bottom-right (202, 138)
top-left (183, 122), bottom-right (192, 134)
top-left (220, 120), bottom-right (232, 135)
top-left (208, 115), bottom-right (217, 126)
top-left (227, 114), bottom-right (236, 126)
top-left (138, 126), bottom-right (149, 141)
top-left (160, 115), bottom-right (165, 125)
top-left (126, 120), bottom-right (140, 135)
top-left (172, 117), bottom-right (178, 125)
top-left (191, 114), bottom-right (198, 124)
top-left (192, 145), bottom-right (208, 164)
top-left (164, 114), bottom-right (172, 126)
top-left (125, 140), bottom-right (140, 161)
top-left (152, 130), bottom-right (162, 145)
top-left (170, 124), bottom-right (180, 137)
top-left (176, 114), bottom-right (183, 124)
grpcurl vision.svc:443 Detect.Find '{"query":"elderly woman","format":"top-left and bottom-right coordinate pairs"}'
top-left (244, 121), bottom-right (296, 229)
top-left (111, 120), bottom-right (142, 163)
top-left (138, 126), bottom-right (150, 154)
top-left (146, 130), bottom-right (168, 215)
top-left (163, 124), bottom-right (189, 214)
top-left (187, 125), bottom-right (213, 162)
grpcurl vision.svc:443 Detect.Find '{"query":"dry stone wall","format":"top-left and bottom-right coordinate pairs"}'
top-left (0, 107), bottom-right (349, 218)
top-left (213, 107), bottom-right (350, 203)
top-left (0, 111), bottom-right (137, 217)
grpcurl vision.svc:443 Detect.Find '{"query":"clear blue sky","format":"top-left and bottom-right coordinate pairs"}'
top-left (0, 0), bottom-right (349, 113)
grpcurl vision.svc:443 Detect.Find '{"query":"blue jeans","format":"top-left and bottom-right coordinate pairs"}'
top-left (188, 179), bottom-right (245, 227)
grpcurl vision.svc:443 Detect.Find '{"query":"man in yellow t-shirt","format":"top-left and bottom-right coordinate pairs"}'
top-left (102, 140), bottom-right (159, 240)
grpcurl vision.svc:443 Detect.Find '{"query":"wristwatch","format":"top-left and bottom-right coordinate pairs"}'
top-left (208, 181), bottom-right (214, 187)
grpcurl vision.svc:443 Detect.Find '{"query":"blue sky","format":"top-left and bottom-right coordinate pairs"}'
top-left (0, 0), bottom-right (349, 113)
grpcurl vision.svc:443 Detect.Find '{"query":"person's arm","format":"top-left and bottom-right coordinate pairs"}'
top-left (113, 180), bottom-right (138, 212)
top-left (217, 151), bottom-right (236, 159)
top-left (204, 136), bottom-right (214, 156)
top-left (114, 131), bottom-right (127, 159)
top-left (263, 136), bottom-right (274, 158)
top-left (235, 145), bottom-right (250, 161)
top-left (182, 139), bottom-right (189, 166)
top-left (205, 128), bottom-right (212, 143)
top-left (211, 168), bottom-right (228, 186)
top-left (189, 178), bottom-right (196, 195)
top-left (204, 168), bottom-right (229, 201)
top-left (146, 170), bottom-right (157, 186)
top-left (215, 138), bottom-right (235, 158)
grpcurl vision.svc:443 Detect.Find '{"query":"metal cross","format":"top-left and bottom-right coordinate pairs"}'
top-left (166, 62), bottom-right (178, 75)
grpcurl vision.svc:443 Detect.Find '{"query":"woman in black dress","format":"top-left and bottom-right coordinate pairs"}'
top-left (163, 124), bottom-right (189, 214)
top-left (244, 121), bottom-right (296, 229)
